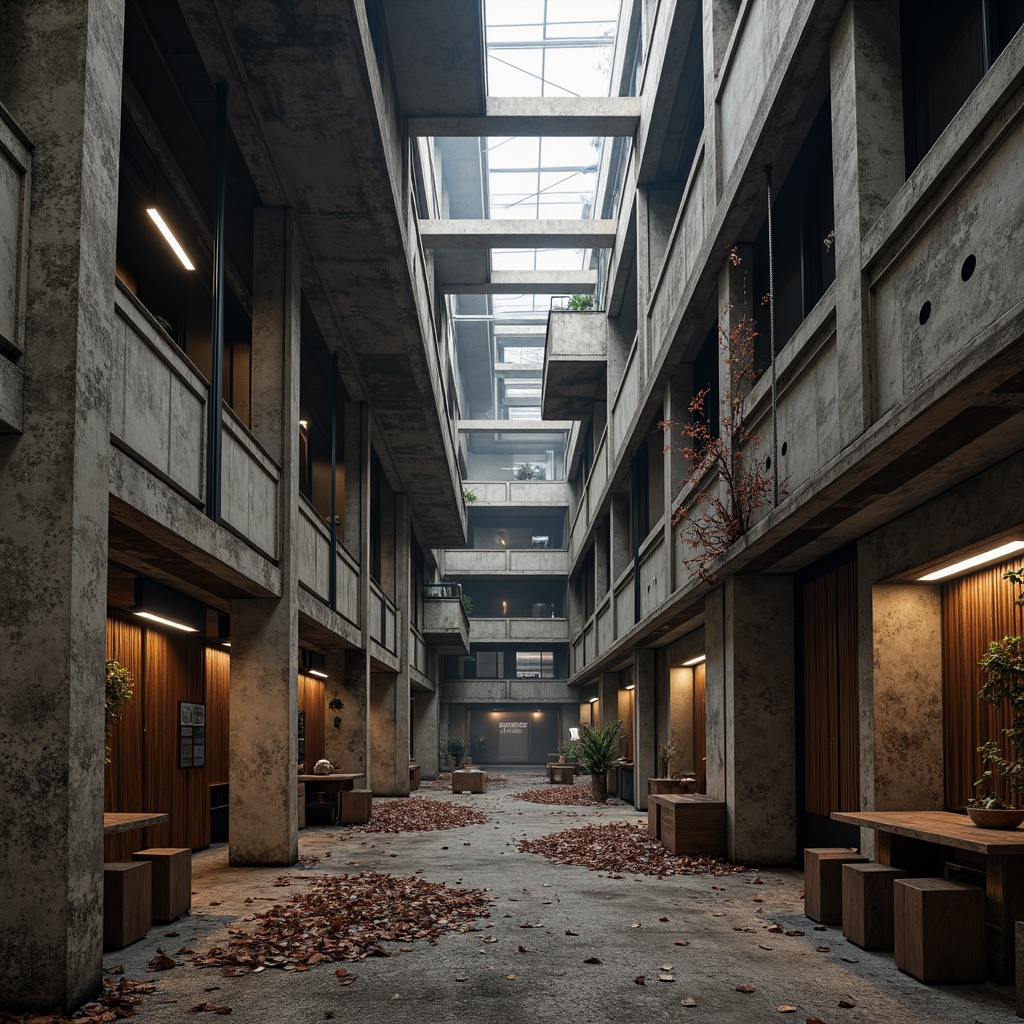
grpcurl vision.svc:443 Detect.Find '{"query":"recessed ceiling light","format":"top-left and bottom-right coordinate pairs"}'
top-left (307, 669), bottom-right (328, 679)
top-left (917, 541), bottom-right (1024, 582)
top-left (133, 610), bottom-right (198, 633)
top-left (588, 696), bottom-right (598, 703)
top-left (624, 684), bottom-right (635, 690)
top-left (682, 654), bottom-right (706, 666)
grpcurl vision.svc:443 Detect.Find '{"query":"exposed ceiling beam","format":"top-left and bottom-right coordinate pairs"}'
top-left (420, 219), bottom-right (617, 249)
top-left (440, 269), bottom-right (597, 294)
top-left (409, 96), bottom-right (640, 137)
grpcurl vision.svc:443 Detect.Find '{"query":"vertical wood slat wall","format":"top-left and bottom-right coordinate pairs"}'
top-left (942, 560), bottom-right (1023, 808)
top-left (692, 662), bottom-right (707, 793)
top-left (105, 613), bottom-right (216, 860)
top-left (299, 673), bottom-right (326, 769)
top-left (802, 560), bottom-right (860, 817)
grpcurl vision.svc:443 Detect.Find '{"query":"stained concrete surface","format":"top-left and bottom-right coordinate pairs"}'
top-left (103, 775), bottom-right (1016, 1023)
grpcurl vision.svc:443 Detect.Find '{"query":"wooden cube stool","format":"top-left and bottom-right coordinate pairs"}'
top-left (841, 862), bottom-right (906, 949)
top-left (656, 795), bottom-right (726, 855)
top-left (131, 848), bottom-right (191, 924)
top-left (894, 877), bottom-right (984, 982)
top-left (549, 764), bottom-right (574, 785)
top-left (340, 789), bottom-right (372, 824)
top-left (648, 798), bottom-right (662, 840)
top-left (103, 861), bottom-right (152, 951)
top-left (804, 848), bottom-right (867, 923)
top-left (452, 769), bottom-right (487, 793)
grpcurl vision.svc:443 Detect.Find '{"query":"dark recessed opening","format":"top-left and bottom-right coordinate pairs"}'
top-left (766, 455), bottom-right (772, 470)
top-left (781, 441), bottom-right (788, 457)
top-left (961, 254), bottom-right (976, 281)
top-left (919, 300), bottom-right (931, 325)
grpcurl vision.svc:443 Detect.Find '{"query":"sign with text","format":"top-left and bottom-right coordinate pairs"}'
top-left (179, 701), bottom-right (206, 768)
top-left (497, 717), bottom-right (529, 761)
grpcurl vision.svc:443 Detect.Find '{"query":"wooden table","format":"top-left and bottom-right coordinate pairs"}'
top-left (103, 812), bottom-right (169, 837)
top-left (833, 809), bottom-right (1024, 983)
top-left (647, 777), bottom-right (697, 796)
top-left (298, 773), bottom-right (364, 824)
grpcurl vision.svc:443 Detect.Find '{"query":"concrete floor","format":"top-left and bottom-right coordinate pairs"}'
top-left (104, 776), bottom-right (1018, 1023)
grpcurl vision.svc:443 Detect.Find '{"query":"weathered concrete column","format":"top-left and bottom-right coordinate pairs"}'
top-left (703, 0), bottom-right (740, 200)
top-left (829, 0), bottom-right (905, 442)
top-left (323, 651), bottom-right (352, 769)
top-left (708, 576), bottom-right (797, 865)
top-left (227, 208), bottom-right (301, 866)
top-left (330, 651), bottom-right (369, 777)
top-left (412, 685), bottom-right (440, 778)
top-left (0, 1), bottom-right (123, 1010)
top-left (663, 369), bottom-right (692, 594)
top-left (369, 493), bottom-right (411, 796)
top-left (632, 649), bottom-right (658, 809)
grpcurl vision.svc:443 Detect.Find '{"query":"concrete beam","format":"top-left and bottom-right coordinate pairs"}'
top-left (420, 219), bottom-right (618, 250)
top-left (409, 96), bottom-right (640, 137)
top-left (440, 269), bottom-right (598, 295)
top-left (458, 419), bottom-right (575, 432)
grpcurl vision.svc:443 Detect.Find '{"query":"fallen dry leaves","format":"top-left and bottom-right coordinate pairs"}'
top-left (419, 773), bottom-right (517, 792)
top-left (517, 821), bottom-right (746, 877)
top-left (514, 782), bottom-right (608, 806)
top-left (0, 977), bottom-right (155, 1024)
top-left (193, 872), bottom-right (493, 974)
top-left (348, 798), bottom-right (486, 833)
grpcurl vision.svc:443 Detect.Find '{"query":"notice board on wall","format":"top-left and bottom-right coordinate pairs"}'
top-left (179, 701), bottom-right (206, 768)
top-left (497, 716), bottom-right (529, 761)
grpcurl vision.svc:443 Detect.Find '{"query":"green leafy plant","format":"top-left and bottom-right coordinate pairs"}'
top-left (105, 659), bottom-right (135, 764)
top-left (514, 463), bottom-right (544, 481)
top-left (470, 736), bottom-right (487, 760)
top-left (566, 293), bottom-right (594, 311)
top-left (460, 593), bottom-right (473, 616)
top-left (576, 720), bottom-right (624, 801)
top-left (329, 697), bottom-right (344, 731)
top-left (560, 737), bottom-right (582, 763)
top-left (446, 735), bottom-right (466, 768)
top-left (972, 567), bottom-right (1024, 807)
top-left (463, 489), bottom-right (478, 503)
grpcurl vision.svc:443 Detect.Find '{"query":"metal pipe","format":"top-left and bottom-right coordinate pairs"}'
top-left (205, 80), bottom-right (228, 522)
top-left (765, 164), bottom-right (779, 506)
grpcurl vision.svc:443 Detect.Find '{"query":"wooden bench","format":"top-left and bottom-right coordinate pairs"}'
top-left (103, 861), bottom-right (151, 950)
top-left (894, 877), bottom-right (984, 982)
top-left (804, 848), bottom-right (867, 924)
top-left (547, 763), bottom-right (575, 785)
top-left (841, 862), bottom-right (906, 949)
top-left (131, 848), bottom-right (191, 924)
top-left (648, 795), bottom-right (726, 855)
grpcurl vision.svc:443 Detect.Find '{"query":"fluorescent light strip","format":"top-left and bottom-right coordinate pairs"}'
top-left (682, 654), bottom-right (706, 667)
top-left (917, 541), bottom-right (1024, 582)
top-left (624, 684), bottom-right (635, 691)
top-left (588, 696), bottom-right (598, 703)
top-left (307, 669), bottom-right (329, 679)
top-left (146, 208), bottom-right (195, 270)
top-left (133, 610), bottom-right (198, 633)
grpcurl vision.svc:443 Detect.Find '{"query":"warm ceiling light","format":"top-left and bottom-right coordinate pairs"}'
top-left (307, 669), bottom-right (328, 679)
top-left (588, 696), bottom-right (598, 703)
top-left (682, 654), bottom-right (706, 666)
top-left (299, 420), bottom-right (309, 429)
top-left (625, 683), bottom-right (635, 690)
top-left (133, 610), bottom-right (199, 633)
top-left (146, 208), bottom-right (195, 270)
top-left (221, 641), bottom-right (231, 648)
top-left (917, 541), bottom-right (1024, 581)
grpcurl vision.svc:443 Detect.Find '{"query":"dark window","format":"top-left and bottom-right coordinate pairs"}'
top-left (692, 326), bottom-right (720, 441)
top-left (370, 453), bottom-right (382, 583)
top-left (751, 98), bottom-right (835, 375)
top-left (901, 0), bottom-right (1024, 174)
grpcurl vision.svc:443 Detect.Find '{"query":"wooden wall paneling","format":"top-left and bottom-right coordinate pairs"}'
top-left (942, 561), bottom-right (1022, 808)
top-left (205, 646), bottom-right (231, 784)
top-left (184, 636), bottom-right (210, 850)
top-left (299, 673), bottom-right (326, 769)
top-left (104, 614), bottom-right (145, 861)
top-left (837, 560), bottom-right (861, 812)
top-left (693, 662), bottom-right (706, 792)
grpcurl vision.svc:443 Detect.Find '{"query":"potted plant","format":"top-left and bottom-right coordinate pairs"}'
top-left (576, 720), bottom-right (624, 801)
top-left (657, 741), bottom-right (677, 778)
top-left (105, 658), bottom-right (135, 764)
top-left (447, 735), bottom-right (466, 769)
top-left (968, 565), bottom-right (1024, 828)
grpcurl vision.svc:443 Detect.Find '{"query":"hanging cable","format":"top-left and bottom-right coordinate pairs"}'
top-left (765, 164), bottom-right (779, 506)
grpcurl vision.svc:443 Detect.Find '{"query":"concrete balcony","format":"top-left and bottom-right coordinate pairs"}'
top-left (441, 678), bottom-right (576, 704)
top-left (469, 616), bottom-right (569, 644)
top-left (542, 311), bottom-right (607, 420)
top-left (443, 548), bottom-right (569, 575)
top-left (422, 583), bottom-right (471, 655)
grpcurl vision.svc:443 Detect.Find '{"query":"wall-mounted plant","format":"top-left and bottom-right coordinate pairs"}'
top-left (461, 594), bottom-right (473, 616)
top-left (565, 294), bottom-right (594, 311)
top-left (105, 659), bottom-right (135, 764)
top-left (329, 697), bottom-right (344, 730)
top-left (463, 489), bottom-right (478, 503)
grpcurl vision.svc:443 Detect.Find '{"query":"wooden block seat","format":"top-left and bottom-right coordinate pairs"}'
top-left (131, 848), bottom-right (191, 924)
top-left (894, 877), bottom-right (984, 982)
top-left (103, 861), bottom-right (152, 951)
top-left (841, 862), bottom-right (906, 949)
top-left (340, 789), bottom-right (372, 824)
top-left (649, 794), bottom-right (726, 856)
top-left (452, 769), bottom-right (487, 793)
top-left (547, 764), bottom-right (575, 785)
top-left (804, 847), bottom-right (868, 924)
top-left (409, 763), bottom-right (421, 790)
